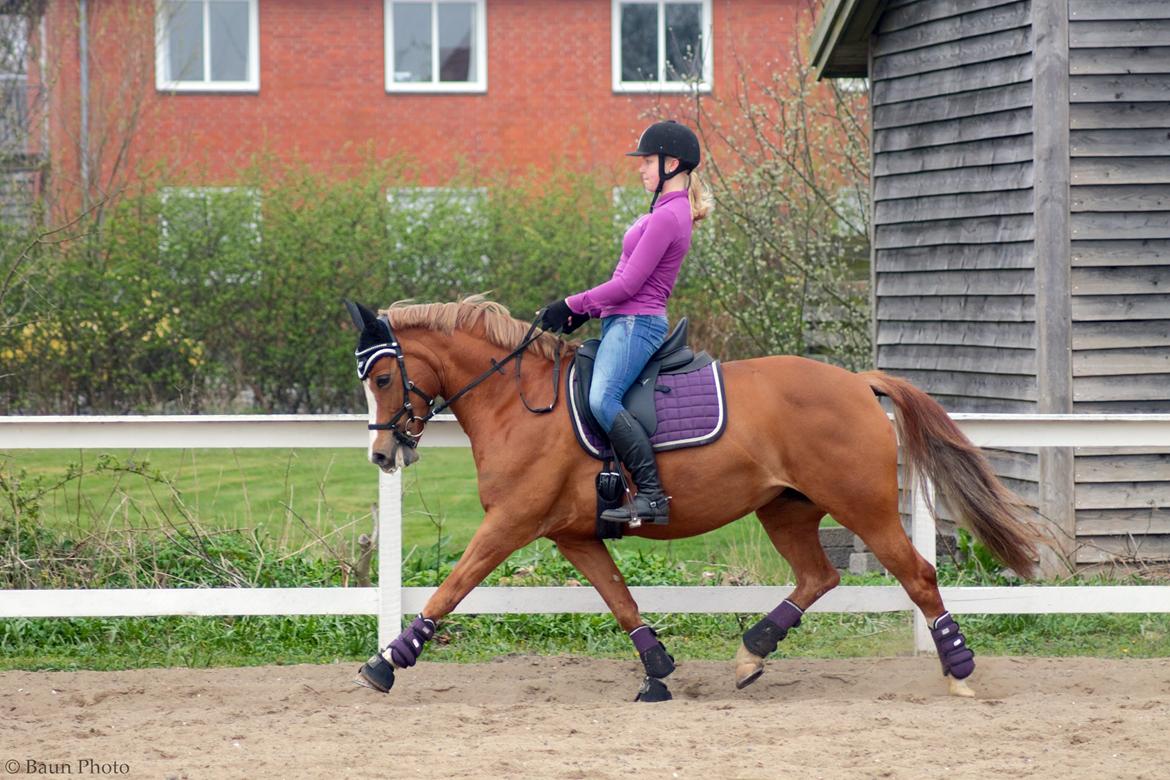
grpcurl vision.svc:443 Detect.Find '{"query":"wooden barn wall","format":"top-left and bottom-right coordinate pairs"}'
top-left (871, 0), bottom-right (1040, 528)
top-left (1067, 0), bottom-right (1170, 565)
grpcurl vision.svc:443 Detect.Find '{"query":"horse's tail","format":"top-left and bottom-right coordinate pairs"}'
top-left (861, 371), bottom-right (1039, 579)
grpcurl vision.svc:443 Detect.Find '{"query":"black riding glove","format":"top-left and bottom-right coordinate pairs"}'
top-left (539, 300), bottom-right (574, 332)
top-left (563, 310), bottom-right (592, 334)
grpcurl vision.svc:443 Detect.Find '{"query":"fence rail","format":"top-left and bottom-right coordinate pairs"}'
top-left (3, 414), bottom-right (1170, 652)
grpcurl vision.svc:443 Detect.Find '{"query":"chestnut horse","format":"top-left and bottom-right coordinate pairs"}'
top-left (346, 297), bottom-right (1036, 701)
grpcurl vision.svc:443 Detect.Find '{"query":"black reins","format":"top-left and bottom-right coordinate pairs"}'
top-left (364, 314), bottom-right (564, 449)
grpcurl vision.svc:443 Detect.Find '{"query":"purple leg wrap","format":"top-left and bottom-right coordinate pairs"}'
top-left (630, 625), bottom-right (660, 654)
top-left (931, 611), bottom-right (975, 680)
top-left (630, 625), bottom-right (675, 679)
top-left (384, 615), bottom-right (436, 669)
top-left (766, 599), bottom-right (804, 632)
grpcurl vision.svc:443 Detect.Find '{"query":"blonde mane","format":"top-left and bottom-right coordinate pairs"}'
top-left (382, 294), bottom-right (575, 361)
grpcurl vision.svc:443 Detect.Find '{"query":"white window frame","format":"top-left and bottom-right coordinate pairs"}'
top-left (612, 0), bottom-right (712, 94)
top-left (384, 0), bottom-right (487, 94)
top-left (155, 0), bottom-right (260, 93)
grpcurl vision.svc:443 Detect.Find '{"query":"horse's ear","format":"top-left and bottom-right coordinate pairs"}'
top-left (343, 300), bottom-right (379, 331)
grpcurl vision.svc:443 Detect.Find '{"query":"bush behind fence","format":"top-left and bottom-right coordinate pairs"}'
top-left (0, 159), bottom-right (868, 415)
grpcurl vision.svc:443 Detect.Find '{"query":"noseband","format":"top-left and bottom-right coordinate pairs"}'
top-left (357, 313), bottom-right (563, 449)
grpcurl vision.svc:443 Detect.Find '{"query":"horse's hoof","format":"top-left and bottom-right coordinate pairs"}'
top-left (734, 643), bottom-right (766, 689)
top-left (635, 676), bottom-right (672, 702)
top-left (736, 667), bottom-right (764, 690)
top-left (354, 654), bottom-right (396, 693)
top-left (948, 677), bottom-right (975, 698)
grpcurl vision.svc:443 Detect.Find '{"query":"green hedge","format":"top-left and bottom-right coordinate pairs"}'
top-left (0, 159), bottom-right (867, 414)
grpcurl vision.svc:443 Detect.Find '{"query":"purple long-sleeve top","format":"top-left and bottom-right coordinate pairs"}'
top-left (566, 189), bottom-right (693, 318)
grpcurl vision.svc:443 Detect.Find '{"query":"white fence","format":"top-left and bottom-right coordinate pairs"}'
top-left (3, 414), bottom-right (1170, 653)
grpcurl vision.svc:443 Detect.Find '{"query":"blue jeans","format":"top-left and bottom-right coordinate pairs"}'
top-left (589, 314), bottom-right (669, 433)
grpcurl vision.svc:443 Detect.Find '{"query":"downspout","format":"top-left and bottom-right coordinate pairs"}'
top-left (79, 0), bottom-right (89, 208)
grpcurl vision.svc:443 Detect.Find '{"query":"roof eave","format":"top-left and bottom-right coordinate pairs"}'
top-left (810, 0), bottom-right (885, 80)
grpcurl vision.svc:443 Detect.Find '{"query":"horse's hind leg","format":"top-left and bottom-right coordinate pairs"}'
top-left (840, 500), bottom-right (976, 698)
top-left (735, 495), bottom-right (840, 689)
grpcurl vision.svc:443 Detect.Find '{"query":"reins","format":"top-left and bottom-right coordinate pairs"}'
top-left (366, 313), bottom-right (564, 447)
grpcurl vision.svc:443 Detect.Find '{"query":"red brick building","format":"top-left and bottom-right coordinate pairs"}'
top-left (8, 0), bottom-right (804, 220)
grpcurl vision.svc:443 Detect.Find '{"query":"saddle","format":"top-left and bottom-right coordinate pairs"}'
top-left (567, 318), bottom-right (727, 539)
top-left (569, 318), bottom-right (715, 440)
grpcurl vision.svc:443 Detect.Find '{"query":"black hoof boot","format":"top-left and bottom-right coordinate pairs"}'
top-left (640, 643), bottom-right (676, 680)
top-left (354, 653), bottom-right (396, 693)
top-left (635, 676), bottom-right (672, 702)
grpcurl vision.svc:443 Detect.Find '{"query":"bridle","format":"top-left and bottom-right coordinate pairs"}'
top-left (357, 313), bottom-right (564, 449)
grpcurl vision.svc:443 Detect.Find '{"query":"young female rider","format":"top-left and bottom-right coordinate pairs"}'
top-left (539, 120), bottom-right (711, 526)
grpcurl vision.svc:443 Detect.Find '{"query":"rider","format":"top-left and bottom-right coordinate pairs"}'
top-left (539, 120), bottom-right (711, 525)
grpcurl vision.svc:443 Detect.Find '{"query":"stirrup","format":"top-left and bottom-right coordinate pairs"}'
top-left (600, 495), bottom-right (670, 526)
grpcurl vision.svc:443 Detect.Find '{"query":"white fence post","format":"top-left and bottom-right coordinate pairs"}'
top-left (377, 469), bottom-right (403, 649)
top-left (911, 477), bottom-right (936, 654)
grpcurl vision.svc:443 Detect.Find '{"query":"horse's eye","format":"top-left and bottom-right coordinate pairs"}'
top-left (375, 375), bottom-right (391, 389)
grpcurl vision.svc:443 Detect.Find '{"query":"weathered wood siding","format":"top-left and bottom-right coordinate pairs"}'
top-left (1068, 0), bottom-right (1170, 565)
top-left (872, 0), bottom-right (1040, 526)
top-left (873, 0), bottom-right (1037, 414)
top-left (867, 0), bottom-right (1170, 566)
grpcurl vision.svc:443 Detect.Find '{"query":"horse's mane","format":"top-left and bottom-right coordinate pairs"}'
top-left (383, 294), bottom-right (575, 361)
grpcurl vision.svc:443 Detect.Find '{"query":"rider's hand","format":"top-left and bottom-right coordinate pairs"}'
top-left (562, 310), bottom-right (592, 334)
top-left (539, 300), bottom-right (574, 332)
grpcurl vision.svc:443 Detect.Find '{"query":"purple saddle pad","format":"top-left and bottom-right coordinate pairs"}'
top-left (568, 361), bottom-right (728, 460)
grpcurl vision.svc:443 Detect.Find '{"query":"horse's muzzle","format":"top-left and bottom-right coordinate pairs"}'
top-left (371, 443), bottom-right (419, 473)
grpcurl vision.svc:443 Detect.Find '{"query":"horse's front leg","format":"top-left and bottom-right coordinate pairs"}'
top-left (554, 537), bottom-right (676, 702)
top-left (356, 512), bottom-right (538, 693)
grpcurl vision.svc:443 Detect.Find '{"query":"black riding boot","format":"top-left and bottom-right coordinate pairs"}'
top-left (600, 411), bottom-right (670, 525)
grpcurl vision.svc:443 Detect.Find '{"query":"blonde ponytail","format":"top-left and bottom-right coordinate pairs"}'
top-left (688, 170), bottom-right (713, 223)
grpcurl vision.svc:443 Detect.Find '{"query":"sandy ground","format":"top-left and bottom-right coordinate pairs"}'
top-left (2, 655), bottom-right (1169, 780)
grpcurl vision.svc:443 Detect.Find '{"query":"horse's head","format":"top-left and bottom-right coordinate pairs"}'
top-left (344, 300), bottom-right (430, 473)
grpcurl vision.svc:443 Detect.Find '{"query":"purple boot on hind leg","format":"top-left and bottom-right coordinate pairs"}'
top-left (931, 611), bottom-right (976, 697)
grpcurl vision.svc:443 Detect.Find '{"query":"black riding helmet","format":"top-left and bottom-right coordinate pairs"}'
top-left (626, 120), bottom-right (701, 211)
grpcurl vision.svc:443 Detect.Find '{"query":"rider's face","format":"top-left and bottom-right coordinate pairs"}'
top-left (638, 154), bottom-right (679, 192)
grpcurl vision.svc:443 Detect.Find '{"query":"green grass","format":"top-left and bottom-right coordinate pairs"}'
top-left (3, 447), bottom-right (796, 581)
top-left (4, 447), bottom-right (1170, 672)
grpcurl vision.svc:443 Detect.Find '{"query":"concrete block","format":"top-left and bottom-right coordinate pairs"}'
top-left (849, 552), bottom-right (885, 575)
top-left (936, 533), bottom-right (958, 560)
top-left (818, 526), bottom-right (854, 548)
top-left (824, 545), bottom-right (852, 570)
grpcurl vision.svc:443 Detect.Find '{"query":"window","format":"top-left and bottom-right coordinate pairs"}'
top-left (0, 13), bottom-right (29, 156)
top-left (155, 0), bottom-right (259, 92)
top-left (385, 0), bottom-right (487, 93)
top-left (385, 187), bottom-right (490, 291)
top-left (160, 187), bottom-right (262, 284)
top-left (386, 186), bottom-right (487, 239)
top-left (613, 0), bottom-right (711, 93)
